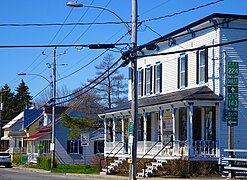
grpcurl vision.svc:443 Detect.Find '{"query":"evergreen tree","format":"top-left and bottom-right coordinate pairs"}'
top-left (14, 80), bottom-right (32, 114)
top-left (1, 84), bottom-right (14, 120)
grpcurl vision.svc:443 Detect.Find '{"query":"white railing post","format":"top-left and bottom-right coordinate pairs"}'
top-left (112, 116), bottom-right (116, 143)
top-left (143, 112), bottom-right (147, 153)
top-left (121, 115), bottom-right (125, 154)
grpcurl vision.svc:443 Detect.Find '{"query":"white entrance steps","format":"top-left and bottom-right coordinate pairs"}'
top-left (102, 157), bottom-right (126, 174)
top-left (137, 159), bottom-right (166, 177)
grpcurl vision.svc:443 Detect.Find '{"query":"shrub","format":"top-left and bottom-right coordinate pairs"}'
top-left (37, 156), bottom-right (57, 169)
top-left (163, 159), bottom-right (217, 178)
top-left (12, 154), bottom-right (23, 165)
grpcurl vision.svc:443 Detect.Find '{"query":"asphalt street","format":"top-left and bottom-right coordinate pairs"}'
top-left (0, 166), bottom-right (228, 180)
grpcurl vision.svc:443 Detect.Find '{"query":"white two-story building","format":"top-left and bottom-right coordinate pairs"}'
top-left (99, 13), bottom-right (247, 164)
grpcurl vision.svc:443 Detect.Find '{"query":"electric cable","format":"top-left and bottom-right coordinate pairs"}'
top-left (55, 56), bottom-right (122, 100)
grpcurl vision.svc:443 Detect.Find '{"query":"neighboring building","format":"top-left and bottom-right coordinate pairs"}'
top-left (99, 13), bottom-right (247, 165)
top-left (2, 107), bottom-right (42, 155)
top-left (25, 106), bottom-right (104, 164)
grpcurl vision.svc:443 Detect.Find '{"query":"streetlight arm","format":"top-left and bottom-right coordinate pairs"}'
top-left (66, 2), bottom-right (131, 35)
top-left (17, 72), bottom-right (51, 84)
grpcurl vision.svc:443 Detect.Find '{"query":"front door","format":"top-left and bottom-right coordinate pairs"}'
top-left (193, 107), bottom-right (202, 140)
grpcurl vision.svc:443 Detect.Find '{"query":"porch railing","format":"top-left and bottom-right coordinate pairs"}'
top-left (173, 140), bottom-right (188, 156)
top-left (193, 140), bottom-right (216, 157)
top-left (104, 141), bottom-right (123, 155)
top-left (9, 147), bottom-right (27, 154)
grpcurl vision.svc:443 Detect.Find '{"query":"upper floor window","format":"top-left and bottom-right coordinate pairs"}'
top-left (154, 63), bottom-right (162, 94)
top-left (145, 65), bottom-right (152, 95)
top-left (196, 48), bottom-right (208, 84)
top-left (177, 54), bottom-right (188, 89)
top-left (137, 68), bottom-right (143, 97)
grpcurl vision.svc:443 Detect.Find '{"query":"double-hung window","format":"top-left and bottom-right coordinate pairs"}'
top-left (137, 68), bottom-right (143, 97)
top-left (154, 63), bottom-right (162, 94)
top-left (145, 65), bottom-right (152, 95)
top-left (94, 140), bottom-right (104, 154)
top-left (67, 139), bottom-right (82, 154)
top-left (178, 54), bottom-right (188, 89)
top-left (196, 48), bottom-right (208, 84)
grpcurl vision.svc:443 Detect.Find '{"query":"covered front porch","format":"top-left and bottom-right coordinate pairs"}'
top-left (100, 86), bottom-right (223, 161)
top-left (24, 131), bottom-right (51, 163)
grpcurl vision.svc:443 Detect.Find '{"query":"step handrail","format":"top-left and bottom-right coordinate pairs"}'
top-left (137, 140), bottom-right (160, 164)
top-left (143, 136), bottom-right (173, 177)
top-left (106, 143), bottom-right (125, 174)
top-left (105, 141), bottom-right (122, 158)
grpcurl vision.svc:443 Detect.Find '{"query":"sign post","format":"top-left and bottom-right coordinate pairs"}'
top-left (226, 62), bottom-right (239, 179)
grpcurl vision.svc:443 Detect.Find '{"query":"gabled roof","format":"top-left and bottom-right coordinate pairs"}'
top-left (101, 86), bottom-right (223, 115)
top-left (143, 13), bottom-right (247, 48)
top-left (2, 112), bottom-right (24, 129)
top-left (24, 108), bottom-right (43, 129)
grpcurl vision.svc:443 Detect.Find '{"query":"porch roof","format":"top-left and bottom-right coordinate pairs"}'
top-left (100, 86), bottom-right (223, 115)
top-left (24, 132), bottom-right (49, 141)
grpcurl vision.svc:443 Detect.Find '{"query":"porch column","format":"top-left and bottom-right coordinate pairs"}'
top-left (143, 111), bottom-right (147, 153)
top-left (172, 107), bottom-right (176, 140)
top-left (121, 114), bottom-right (125, 154)
top-left (104, 119), bottom-right (107, 154)
top-left (188, 104), bottom-right (193, 157)
top-left (121, 115), bottom-right (125, 143)
top-left (159, 109), bottom-right (164, 146)
top-left (112, 116), bottom-right (116, 143)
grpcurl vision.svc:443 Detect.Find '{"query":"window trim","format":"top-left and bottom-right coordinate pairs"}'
top-left (145, 65), bottom-right (152, 96)
top-left (154, 62), bottom-right (162, 94)
top-left (137, 68), bottom-right (143, 97)
top-left (178, 54), bottom-right (188, 89)
top-left (196, 48), bottom-right (208, 84)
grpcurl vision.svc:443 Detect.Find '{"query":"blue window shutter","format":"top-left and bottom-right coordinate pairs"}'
top-left (67, 140), bottom-right (70, 154)
top-left (177, 57), bottom-right (180, 89)
top-left (196, 51), bottom-right (199, 84)
top-left (185, 54), bottom-right (188, 87)
top-left (205, 48), bottom-right (208, 82)
top-left (160, 63), bottom-right (162, 93)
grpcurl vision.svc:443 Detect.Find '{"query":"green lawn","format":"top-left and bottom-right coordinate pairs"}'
top-left (50, 164), bottom-right (98, 174)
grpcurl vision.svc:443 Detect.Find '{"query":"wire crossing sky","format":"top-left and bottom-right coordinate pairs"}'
top-left (0, 0), bottom-right (246, 102)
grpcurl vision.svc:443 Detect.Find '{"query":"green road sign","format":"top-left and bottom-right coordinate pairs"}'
top-left (228, 99), bottom-right (238, 108)
top-left (228, 86), bottom-right (238, 94)
top-left (129, 121), bottom-right (134, 135)
top-left (227, 78), bottom-right (238, 86)
top-left (228, 62), bottom-right (239, 76)
top-left (227, 110), bottom-right (238, 118)
top-left (227, 118), bottom-right (238, 126)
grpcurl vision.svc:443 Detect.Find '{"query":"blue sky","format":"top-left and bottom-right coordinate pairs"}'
top-left (0, 0), bottom-right (246, 102)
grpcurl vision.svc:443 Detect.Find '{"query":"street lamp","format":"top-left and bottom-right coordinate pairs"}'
top-left (66, 2), bottom-right (131, 35)
top-left (67, 1), bottom-right (138, 179)
top-left (17, 72), bottom-right (51, 85)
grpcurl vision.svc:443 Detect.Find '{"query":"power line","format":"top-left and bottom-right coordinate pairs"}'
top-left (138, 38), bottom-right (247, 58)
top-left (0, 0), bottom-right (224, 28)
top-left (55, 59), bottom-right (123, 106)
top-left (141, 0), bottom-right (224, 23)
top-left (56, 56), bottom-right (122, 100)
top-left (0, 42), bottom-right (128, 49)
